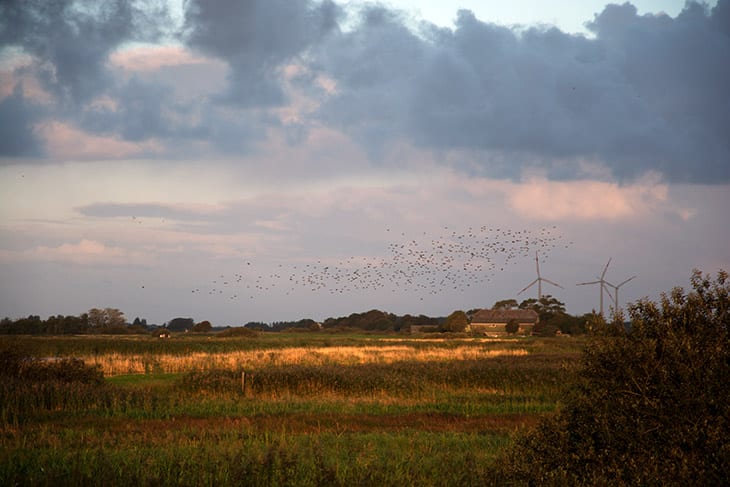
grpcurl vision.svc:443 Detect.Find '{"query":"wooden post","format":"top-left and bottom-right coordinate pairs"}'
top-left (241, 371), bottom-right (246, 395)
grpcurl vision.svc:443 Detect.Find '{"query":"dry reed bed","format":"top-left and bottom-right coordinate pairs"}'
top-left (84, 345), bottom-right (529, 376)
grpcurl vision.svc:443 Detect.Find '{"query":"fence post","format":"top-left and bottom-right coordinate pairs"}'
top-left (241, 371), bottom-right (246, 395)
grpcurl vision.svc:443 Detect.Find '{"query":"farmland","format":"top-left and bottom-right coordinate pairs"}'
top-left (0, 333), bottom-right (586, 485)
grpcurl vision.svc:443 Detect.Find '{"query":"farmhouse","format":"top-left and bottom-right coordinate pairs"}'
top-left (470, 309), bottom-right (539, 336)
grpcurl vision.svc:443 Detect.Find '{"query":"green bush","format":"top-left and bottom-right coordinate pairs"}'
top-left (0, 349), bottom-right (103, 384)
top-left (443, 310), bottom-right (469, 333)
top-left (217, 327), bottom-right (259, 338)
top-left (504, 319), bottom-right (520, 334)
top-left (493, 270), bottom-right (730, 485)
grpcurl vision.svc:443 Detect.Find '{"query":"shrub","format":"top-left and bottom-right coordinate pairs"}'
top-left (494, 270), bottom-right (730, 485)
top-left (443, 310), bottom-right (469, 333)
top-left (217, 327), bottom-right (259, 338)
top-left (504, 319), bottom-right (520, 334)
top-left (0, 349), bottom-right (104, 384)
top-left (192, 320), bottom-right (213, 332)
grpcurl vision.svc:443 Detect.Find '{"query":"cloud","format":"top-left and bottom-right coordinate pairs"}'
top-left (507, 173), bottom-right (670, 220)
top-left (0, 85), bottom-right (44, 157)
top-left (76, 202), bottom-right (224, 221)
top-left (583, 1), bottom-right (730, 182)
top-left (0, 239), bottom-right (132, 265)
top-left (183, 0), bottom-right (340, 107)
top-left (316, 2), bottom-right (730, 183)
top-left (40, 121), bottom-right (162, 160)
top-left (0, 0), bottom-right (168, 105)
top-left (313, 4), bottom-right (428, 158)
top-left (2, 0), bottom-right (728, 184)
top-left (108, 45), bottom-right (210, 72)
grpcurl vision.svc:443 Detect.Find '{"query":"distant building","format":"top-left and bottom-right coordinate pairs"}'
top-left (470, 309), bottom-right (539, 336)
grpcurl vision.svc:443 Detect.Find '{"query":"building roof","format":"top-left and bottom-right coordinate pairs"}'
top-left (471, 308), bottom-right (539, 324)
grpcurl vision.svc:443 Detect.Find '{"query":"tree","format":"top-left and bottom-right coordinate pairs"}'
top-left (167, 317), bottom-right (195, 332)
top-left (520, 295), bottom-right (568, 335)
top-left (132, 317), bottom-right (148, 328)
top-left (87, 308), bottom-right (125, 329)
top-left (465, 308), bottom-right (481, 322)
top-left (443, 310), bottom-right (469, 333)
top-left (519, 295), bottom-right (565, 319)
top-left (504, 318), bottom-right (520, 334)
top-left (191, 320), bottom-right (213, 333)
top-left (493, 299), bottom-right (518, 310)
top-left (495, 270), bottom-right (730, 485)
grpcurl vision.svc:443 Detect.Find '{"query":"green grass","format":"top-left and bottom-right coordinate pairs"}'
top-left (0, 334), bottom-right (586, 485)
top-left (0, 332), bottom-right (587, 358)
top-left (106, 373), bottom-right (178, 388)
top-left (0, 430), bottom-right (510, 486)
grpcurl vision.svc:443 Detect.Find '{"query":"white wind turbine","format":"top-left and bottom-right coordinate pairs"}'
top-left (577, 258), bottom-right (613, 316)
top-left (605, 275), bottom-right (637, 312)
top-left (518, 251), bottom-right (563, 300)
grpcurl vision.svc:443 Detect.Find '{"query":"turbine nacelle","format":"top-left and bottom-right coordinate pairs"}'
top-left (578, 258), bottom-right (636, 316)
top-left (518, 251), bottom-right (563, 300)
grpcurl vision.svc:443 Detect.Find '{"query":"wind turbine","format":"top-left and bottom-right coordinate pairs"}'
top-left (577, 258), bottom-right (613, 316)
top-left (518, 251), bottom-right (563, 300)
top-left (605, 275), bottom-right (636, 312)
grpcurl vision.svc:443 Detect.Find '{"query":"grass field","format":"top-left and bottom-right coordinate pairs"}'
top-left (0, 333), bottom-right (587, 486)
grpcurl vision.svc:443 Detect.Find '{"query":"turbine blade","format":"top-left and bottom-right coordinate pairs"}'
top-left (542, 278), bottom-right (564, 289)
top-left (601, 257), bottom-right (612, 279)
top-left (518, 279), bottom-right (539, 295)
top-left (602, 284), bottom-right (614, 300)
top-left (617, 276), bottom-right (636, 287)
top-left (577, 280), bottom-right (601, 286)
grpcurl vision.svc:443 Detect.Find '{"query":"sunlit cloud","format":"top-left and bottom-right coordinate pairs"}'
top-left (109, 45), bottom-right (211, 72)
top-left (1, 239), bottom-right (134, 265)
top-left (40, 121), bottom-right (163, 160)
top-left (508, 173), bottom-right (670, 221)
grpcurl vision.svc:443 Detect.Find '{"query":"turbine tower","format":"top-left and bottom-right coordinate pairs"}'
top-left (605, 275), bottom-right (636, 312)
top-left (518, 251), bottom-right (563, 300)
top-left (577, 258), bottom-right (613, 316)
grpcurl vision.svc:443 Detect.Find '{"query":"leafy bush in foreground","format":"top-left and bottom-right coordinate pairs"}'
top-left (0, 349), bottom-right (103, 384)
top-left (0, 349), bottom-right (107, 423)
top-left (494, 270), bottom-right (730, 485)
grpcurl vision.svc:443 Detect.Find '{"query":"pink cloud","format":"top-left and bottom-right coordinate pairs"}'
top-left (507, 174), bottom-right (669, 221)
top-left (109, 45), bottom-right (210, 72)
top-left (39, 121), bottom-right (162, 160)
top-left (0, 239), bottom-right (133, 265)
top-left (0, 67), bottom-right (53, 103)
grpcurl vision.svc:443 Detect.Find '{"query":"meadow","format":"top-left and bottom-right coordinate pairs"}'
top-left (0, 332), bottom-right (587, 486)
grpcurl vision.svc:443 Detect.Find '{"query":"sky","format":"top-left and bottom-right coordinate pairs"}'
top-left (0, 0), bottom-right (728, 326)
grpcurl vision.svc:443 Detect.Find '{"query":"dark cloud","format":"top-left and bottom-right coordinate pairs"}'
top-left (0, 85), bottom-right (44, 157)
top-left (584, 1), bottom-right (730, 182)
top-left (2, 0), bottom-right (727, 183)
top-left (79, 78), bottom-right (174, 141)
top-left (316, 2), bottom-right (730, 183)
top-left (0, 0), bottom-right (168, 106)
top-left (183, 0), bottom-right (340, 107)
top-left (199, 105), bottom-right (267, 155)
top-left (313, 4), bottom-right (427, 158)
top-left (76, 74), bottom-right (263, 156)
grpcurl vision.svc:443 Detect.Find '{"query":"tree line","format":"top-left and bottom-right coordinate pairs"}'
top-left (1, 295), bottom-right (603, 336)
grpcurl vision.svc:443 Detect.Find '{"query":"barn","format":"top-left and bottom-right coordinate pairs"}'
top-left (470, 309), bottom-right (539, 336)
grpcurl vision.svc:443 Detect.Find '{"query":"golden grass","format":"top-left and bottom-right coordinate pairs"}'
top-left (84, 346), bottom-right (529, 376)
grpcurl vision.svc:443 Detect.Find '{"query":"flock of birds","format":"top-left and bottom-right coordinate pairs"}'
top-left (189, 225), bottom-right (573, 303)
